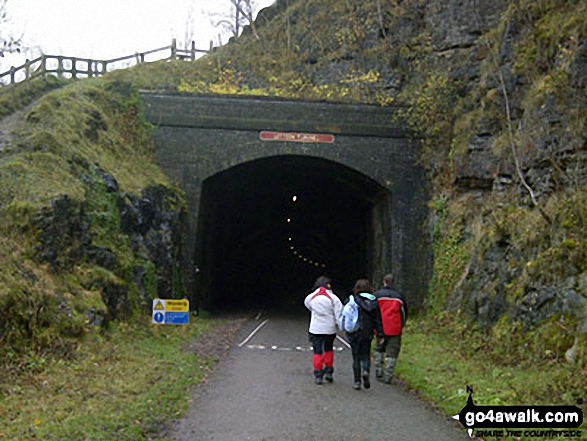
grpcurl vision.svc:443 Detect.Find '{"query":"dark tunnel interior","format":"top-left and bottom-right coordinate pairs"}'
top-left (195, 155), bottom-right (390, 314)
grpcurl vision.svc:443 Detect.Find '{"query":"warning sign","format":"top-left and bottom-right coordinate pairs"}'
top-left (164, 300), bottom-right (189, 312)
top-left (154, 300), bottom-right (165, 311)
top-left (152, 299), bottom-right (189, 325)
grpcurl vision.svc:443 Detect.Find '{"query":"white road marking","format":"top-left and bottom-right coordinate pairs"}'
top-left (336, 335), bottom-right (351, 349)
top-left (244, 345), bottom-right (345, 351)
top-left (238, 319), bottom-right (269, 347)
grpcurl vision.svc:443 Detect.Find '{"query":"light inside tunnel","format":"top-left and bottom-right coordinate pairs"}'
top-left (194, 155), bottom-right (390, 313)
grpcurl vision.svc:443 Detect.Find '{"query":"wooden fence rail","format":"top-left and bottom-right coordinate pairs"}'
top-left (0, 38), bottom-right (213, 88)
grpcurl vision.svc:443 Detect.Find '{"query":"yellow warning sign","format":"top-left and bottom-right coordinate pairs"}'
top-left (152, 299), bottom-right (189, 313)
top-left (165, 300), bottom-right (189, 312)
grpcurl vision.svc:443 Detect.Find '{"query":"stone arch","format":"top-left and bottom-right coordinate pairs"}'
top-left (143, 94), bottom-right (430, 311)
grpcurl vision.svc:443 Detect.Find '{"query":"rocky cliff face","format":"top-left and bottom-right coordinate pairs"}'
top-left (34, 167), bottom-right (186, 326)
top-left (421, 0), bottom-right (586, 336)
top-left (0, 80), bottom-right (189, 356)
top-left (232, 0), bottom-right (587, 350)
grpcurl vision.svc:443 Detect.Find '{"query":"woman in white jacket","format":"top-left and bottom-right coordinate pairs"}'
top-left (304, 276), bottom-right (343, 385)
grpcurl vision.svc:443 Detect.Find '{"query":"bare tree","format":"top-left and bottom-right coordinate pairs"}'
top-left (213, 0), bottom-right (261, 40)
top-left (0, 0), bottom-right (22, 57)
top-left (181, 6), bottom-right (197, 51)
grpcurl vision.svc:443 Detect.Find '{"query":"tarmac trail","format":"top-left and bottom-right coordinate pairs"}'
top-left (171, 313), bottom-right (469, 441)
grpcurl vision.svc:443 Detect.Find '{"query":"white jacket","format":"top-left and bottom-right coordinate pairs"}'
top-left (304, 287), bottom-right (343, 335)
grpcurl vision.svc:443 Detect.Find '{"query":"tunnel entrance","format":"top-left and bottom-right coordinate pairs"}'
top-left (145, 93), bottom-right (430, 311)
top-left (195, 155), bottom-right (390, 313)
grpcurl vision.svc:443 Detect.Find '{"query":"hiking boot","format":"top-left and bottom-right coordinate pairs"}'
top-left (353, 382), bottom-right (361, 390)
top-left (374, 351), bottom-right (384, 380)
top-left (314, 369), bottom-right (324, 385)
top-left (362, 371), bottom-right (371, 389)
top-left (384, 357), bottom-right (397, 384)
top-left (324, 372), bottom-right (333, 383)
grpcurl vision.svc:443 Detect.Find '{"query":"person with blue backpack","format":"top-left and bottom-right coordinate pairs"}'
top-left (343, 278), bottom-right (382, 390)
top-left (304, 276), bottom-right (343, 385)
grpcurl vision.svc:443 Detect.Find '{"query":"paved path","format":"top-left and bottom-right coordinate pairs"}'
top-left (0, 108), bottom-right (24, 156)
top-left (171, 313), bottom-right (469, 441)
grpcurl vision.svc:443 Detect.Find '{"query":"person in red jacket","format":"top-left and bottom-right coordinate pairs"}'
top-left (373, 273), bottom-right (407, 384)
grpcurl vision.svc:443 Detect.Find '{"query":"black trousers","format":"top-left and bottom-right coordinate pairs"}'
top-left (350, 337), bottom-right (373, 382)
top-left (309, 333), bottom-right (335, 354)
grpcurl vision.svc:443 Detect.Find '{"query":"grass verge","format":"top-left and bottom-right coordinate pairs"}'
top-left (397, 317), bottom-right (587, 440)
top-left (0, 317), bottom-right (218, 441)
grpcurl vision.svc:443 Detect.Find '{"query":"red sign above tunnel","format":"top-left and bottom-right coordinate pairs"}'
top-left (260, 131), bottom-right (335, 144)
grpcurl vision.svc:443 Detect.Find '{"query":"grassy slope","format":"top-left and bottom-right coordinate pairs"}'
top-left (0, 77), bottom-right (174, 357)
top-left (0, 319), bottom-right (215, 440)
top-left (0, 76), bottom-right (206, 440)
top-left (397, 317), bottom-right (586, 440)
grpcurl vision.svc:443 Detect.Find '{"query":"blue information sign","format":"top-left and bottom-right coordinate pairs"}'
top-left (165, 312), bottom-right (189, 325)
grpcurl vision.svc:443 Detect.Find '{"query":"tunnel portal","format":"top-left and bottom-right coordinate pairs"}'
top-left (197, 155), bottom-right (389, 312)
top-left (142, 94), bottom-right (430, 313)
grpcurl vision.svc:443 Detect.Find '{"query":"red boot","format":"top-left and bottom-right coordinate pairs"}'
top-left (323, 351), bottom-right (334, 382)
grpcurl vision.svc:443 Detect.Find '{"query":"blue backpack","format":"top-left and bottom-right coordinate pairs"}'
top-left (341, 295), bottom-right (360, 333)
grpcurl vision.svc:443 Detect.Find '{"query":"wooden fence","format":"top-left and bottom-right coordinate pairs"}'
top-left (0, 38), bottom-right (213, 88)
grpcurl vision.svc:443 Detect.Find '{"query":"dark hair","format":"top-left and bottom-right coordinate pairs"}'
top-left (312, 276), bottom-right (332, 291)
top-left (353, 278), bottom-right (373, 294)
top-left (383, 273), bottom-right (395, 287)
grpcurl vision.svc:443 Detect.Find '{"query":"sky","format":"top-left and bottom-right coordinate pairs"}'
top-left (1, 0), bottom-right (275, 72)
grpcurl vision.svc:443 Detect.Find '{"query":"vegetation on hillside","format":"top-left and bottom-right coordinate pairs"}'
top-left (0, 77), bottom-right (179, 359)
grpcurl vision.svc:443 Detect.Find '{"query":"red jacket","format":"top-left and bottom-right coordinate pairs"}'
top-left (374, 286), bottom-right (407, 336)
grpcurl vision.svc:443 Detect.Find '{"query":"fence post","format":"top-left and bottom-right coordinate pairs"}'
top-left (10, 66), bottom-right (15, 84)
top-left (171, 38), bottom-right (177, 60)
top-left (191, 41), bottom-right (196, 61)
top-left (57, 56), bottom-right (64, 78)
top-left (25, 59), bottom-right (31, 80)
top-left (40, 56), bottom-right (46, 78)
top-left (71, 57), bottom-right (78, 79)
